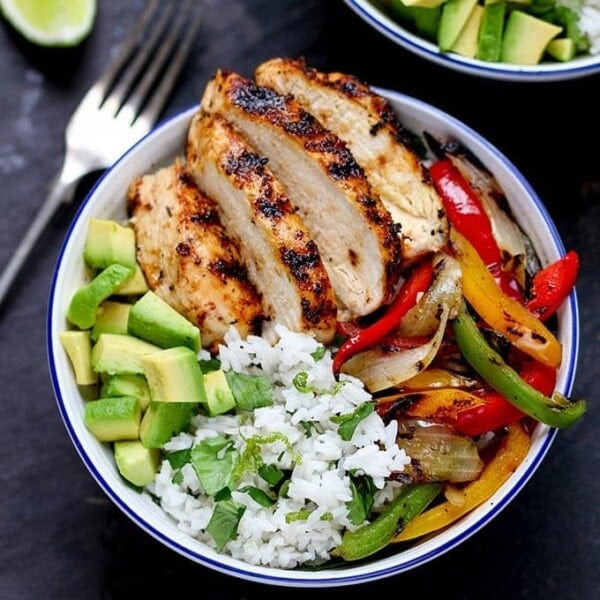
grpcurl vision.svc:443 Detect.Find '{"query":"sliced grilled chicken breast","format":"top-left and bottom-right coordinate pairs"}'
top-left (199, 69), bottom-right (402, 320)
top-left (186, 111), bottom-right (337, 344)
top-left (255, 57), bottom-right (448, 264)
top-left (127, 161), bottom-right (263, 352)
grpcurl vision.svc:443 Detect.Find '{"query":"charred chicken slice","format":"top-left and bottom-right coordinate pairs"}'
top-left (255, 57), bottom-right (448, 264)
top-left (186, 111), bottom-right (338, 344)
top-left (127, 161), bottom-right (263, 352)
top-left (199, 69), bottom-right (402, 320)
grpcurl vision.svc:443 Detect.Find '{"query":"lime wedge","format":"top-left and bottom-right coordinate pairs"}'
top-left (0, 0), bottom-right (97, 47)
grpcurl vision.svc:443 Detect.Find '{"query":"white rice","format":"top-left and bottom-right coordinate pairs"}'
top-left (146, 324), bottom-right (410, 569)
top-left (580, 0), bottom-right (600, 54)
top-left (559, 0), bottom-right (600, 54)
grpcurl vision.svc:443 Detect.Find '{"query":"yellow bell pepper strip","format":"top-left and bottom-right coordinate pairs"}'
top-left (377, 388), bottom-right (486, 423)
top-left (401, 367), bottom-right (479, 390)
top-left (452, 300), bottom-right (586, 428)
top-left (393, 423), bottom-right (530, 543)
top-left (377, 387), bottom-right (524, 437)
top-left (451, 228), bottom-right (562, 368)
top-left (526, 250), bottom-right (579, 322)
top-left (332, 482), bottom-right (442, 561)
top-left (332, 259), bottom-right (434, 375)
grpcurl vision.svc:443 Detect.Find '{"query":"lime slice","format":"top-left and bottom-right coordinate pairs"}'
top-left (0, 0), bottom-right (97, 47)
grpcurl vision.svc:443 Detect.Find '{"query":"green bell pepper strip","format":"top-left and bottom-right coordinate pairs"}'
top-left (332, 482), bottom-right (442, 561)
top-left (452, 300), bottom-right (586, 428)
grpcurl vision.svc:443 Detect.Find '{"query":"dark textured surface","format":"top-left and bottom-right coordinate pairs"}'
top-left (0, 1), bottom-right (598, 598)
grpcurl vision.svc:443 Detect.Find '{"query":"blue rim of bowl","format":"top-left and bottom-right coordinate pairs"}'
top-left (344, 0), bottom-right (600, 82)
top-left (47, 92), bottom-right (579, 586)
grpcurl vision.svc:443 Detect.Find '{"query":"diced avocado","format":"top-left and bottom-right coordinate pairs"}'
top-left (114, 264), bottom-right (149, 296)
top-left (140, 401), bottom-right (195, 448)
top-left (553, 5), bottom-right (590, 53)
top-left (476, 2), bottom-right (505, 62)
top-left (202, 369), bottom-right (236, 416)
top-left (484, 0), bottom-right (530, 4)
top-left (438, 0), bottom-right (479, 52)
top-left (387, 0), bottom-right (418, 25)
top-left (92, 301), bottom-right (131, 342)
top-left (546, 37), bottom-right (576, 61)
top-left (91, 333), bottom-right (161, 375)
top-left (128, 291), bottom-right (200, 353)
top-left (114, 440), bottom-right (160, 487)
top-left (451, 3), bottom-right (483, 57)
top-left (101, 373), bottom-right (152, 411)
top-left (84, 396), bottom-right (141, 442)
top-left (398, 0), bottom-right (444, 8)
top-left (59, 330), bottom-right (98, 385)
top-left (414, 6), bottom-right (443, 41)
top-left (83, 219), bottom-right (137, 270)
top-left (67, 264), bottom-right (133, 330)
top-left (500, 10), bottom-right (562, 65)
top-left (141, 346), bottom-right (207, 403)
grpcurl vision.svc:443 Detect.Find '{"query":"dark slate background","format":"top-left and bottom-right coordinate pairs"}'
top-left (0, 1), bottom-right (598, 598)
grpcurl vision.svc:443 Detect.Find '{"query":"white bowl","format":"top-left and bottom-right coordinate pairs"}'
top-left (345, 0), bottom-right (600, 82)
top-left (47, 89), bottom-right (579, 586)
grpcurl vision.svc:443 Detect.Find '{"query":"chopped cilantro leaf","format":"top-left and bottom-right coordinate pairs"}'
top-left (331, 402), bottom-right (375, 441)
top-left (199, 358), bottom-right (221, 373)
top-left (346, 475), bottom-right (376, 526)
top-left (258, 463), bottom-right (285, 487)
top-left (225, 371), bottom-right (273, 410)
top-left (190, 436), bottom-right (239, 496)
top-left (167, 448), bottom-right (191, 469)
top-left (240, 485), bottom-right (276, 507)
top-left (206, 499), bottom-right (246, 551)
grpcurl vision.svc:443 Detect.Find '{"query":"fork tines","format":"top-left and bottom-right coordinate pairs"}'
top-left (99, 0), bottom-right (206, 128)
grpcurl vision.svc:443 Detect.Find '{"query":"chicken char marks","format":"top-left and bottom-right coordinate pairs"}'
top-left (254, 57), bottom-right (448, 265)
top-left (127, 161), bottom-right (264, 352)
top-left (200, 69), bottom-right (402, 320)
top-left (186, 111), bottom-right (337, 344)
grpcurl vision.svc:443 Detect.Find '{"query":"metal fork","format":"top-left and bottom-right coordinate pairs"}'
top-left (0, 0), bottom-right (208, 308)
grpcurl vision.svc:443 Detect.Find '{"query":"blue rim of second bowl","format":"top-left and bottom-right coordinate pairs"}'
top-left (345, 0), bottom-right (600, 82)
top-left (46, 91), bottom-right (579, 586)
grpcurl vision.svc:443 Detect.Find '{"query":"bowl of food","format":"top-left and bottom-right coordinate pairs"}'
top-left (48, 58), bottom-right (586, 587)
top-left (345, 0), bottom-right (600, 81)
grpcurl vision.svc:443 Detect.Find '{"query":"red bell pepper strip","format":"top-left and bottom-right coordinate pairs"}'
top-left (332, 260), bottom-right (434, 374)
top-left (453, 390), bottom-right (525, 437)
top-left (429, 159), bottom-right (522, 301)
top-left (453, 356), bottom-right (557, 437)
top-left (526, 250), bottom-right (579, 321)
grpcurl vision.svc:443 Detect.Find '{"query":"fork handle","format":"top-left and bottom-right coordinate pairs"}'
top-left (0, 176), bottom-right (76, 308)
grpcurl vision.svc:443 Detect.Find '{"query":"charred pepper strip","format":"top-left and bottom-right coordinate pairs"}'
top-left (452, 229), bottom-right (562, 368)
top-left (452, 300), bottom-right (586, 428)
top-left (332, 482), bottom-right (442, 561)
top-left (526, 250), bottom-right (579, 322)
top-left (429, 159), bottom-right (522, 300)
top-left (453, 391), bottom-right (525, 437)
top-left (332, 260), bottom-right (434, 374)
top-left (377, 387), bottom-right (523, 437)
top-left (394, 423), bottom-right (529, 542)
